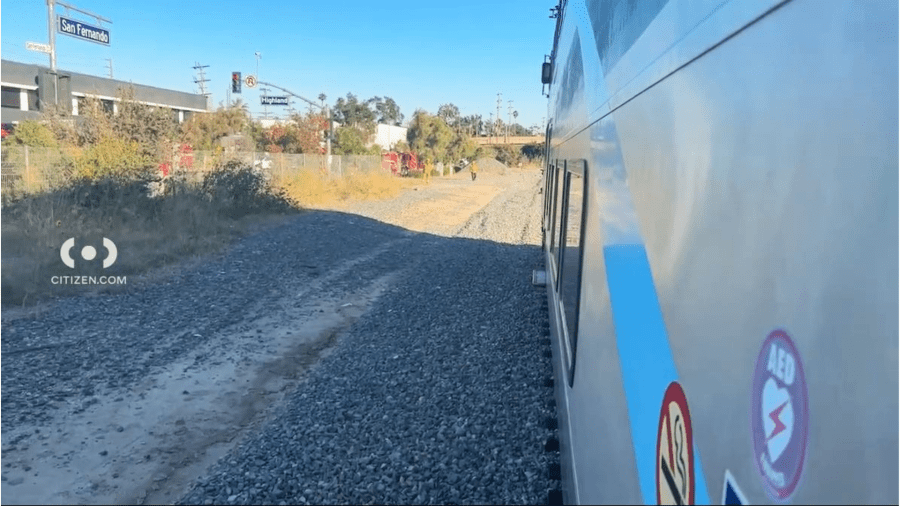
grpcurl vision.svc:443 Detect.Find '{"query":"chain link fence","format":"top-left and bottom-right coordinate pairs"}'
top-left (0, 146), bottom-right (387, 196)
top-left (1, 146), bottom-right (74, 195)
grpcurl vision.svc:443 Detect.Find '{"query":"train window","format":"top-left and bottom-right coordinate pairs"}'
top-left (543, 163), bottom-right (555, 226)
top-left (558, 161), bottom-right (586, 384)
top-left (549, 160), bottom-right (565, 275)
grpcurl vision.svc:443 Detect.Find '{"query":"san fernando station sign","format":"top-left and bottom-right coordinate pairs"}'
top-left (58, 15), bottom-right (110, 46)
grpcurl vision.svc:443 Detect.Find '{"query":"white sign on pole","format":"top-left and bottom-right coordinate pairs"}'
top-left (26, 41), bottom-right (52, 54)
top-left (245, 75), bottom-right (257, 88)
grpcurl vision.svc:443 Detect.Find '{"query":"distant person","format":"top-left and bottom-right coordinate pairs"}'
top-left (424, 158), bottom-right (433, 184)
top-left (470, 161), bottom-right (478, 181)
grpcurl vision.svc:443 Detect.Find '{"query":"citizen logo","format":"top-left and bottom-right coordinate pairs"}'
top-left (60, 237), bottom-right (118, 268)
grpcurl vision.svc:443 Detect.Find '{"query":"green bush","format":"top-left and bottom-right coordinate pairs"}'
top-left (201, 160), bottom-right (293, 218)
top-left (8, 121), bottom-right (58, 148)
top-left (492, 145), bottom-right (522, 166)
top-left (76, 136), bottom-right (153, 180)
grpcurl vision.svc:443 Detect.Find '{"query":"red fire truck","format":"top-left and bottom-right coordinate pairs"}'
top-left (381, 152), bottom-right (423, 176)
top-left (158, 144), bottom-right (194, 177)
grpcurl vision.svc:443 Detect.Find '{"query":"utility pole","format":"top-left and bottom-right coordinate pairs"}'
top-left (489, 112), bottom-right (494, 144)
top-left (105, 58), bottom-right (113, 78)
top-left (254, 52), bottom-right (262, 121)
top-left (260, 86), bottom-right (269, 120)
top-left (495, 93), bottom-right (502, 141)
top-left (193, 62), bottom-right (210, 96)
top-left (46, 0), bottom-right (56, 72)
top-left (507, 100), bottom-right (513, 144)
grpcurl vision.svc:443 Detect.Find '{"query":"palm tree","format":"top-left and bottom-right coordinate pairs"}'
top-left (230, 98), bottom-right (250, 113)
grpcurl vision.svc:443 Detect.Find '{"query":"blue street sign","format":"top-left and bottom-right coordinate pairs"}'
top-left (58, 16), bottom-right (110, 46)
top-left (261, 96), bottom-right (289, 106)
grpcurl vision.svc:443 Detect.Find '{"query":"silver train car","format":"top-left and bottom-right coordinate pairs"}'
top-left (538, 0), bottom-right (897, 503)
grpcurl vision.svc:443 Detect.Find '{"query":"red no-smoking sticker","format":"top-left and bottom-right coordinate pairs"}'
top-left (657, 382), bottom-right (695, 505)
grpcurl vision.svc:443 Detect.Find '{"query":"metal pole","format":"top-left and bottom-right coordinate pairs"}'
top-left (47, 0), bottom-right (57, 71)
top-left (255, 52), bottom-right (261, 121)
top-left (489, 113), bottom-right (493, 144)
top-left (507, 100), bottom-right (512, 144)
top-left (326, 105), bottom-right (332, 174)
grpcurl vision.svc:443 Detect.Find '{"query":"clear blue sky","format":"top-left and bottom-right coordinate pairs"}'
top-left (2, 0), bottom-right (557, 130)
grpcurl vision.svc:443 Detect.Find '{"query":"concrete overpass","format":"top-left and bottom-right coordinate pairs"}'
top-left (472, 135), bottom-right (543, 147)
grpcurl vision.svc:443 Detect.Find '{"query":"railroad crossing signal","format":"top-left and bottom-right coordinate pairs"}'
top-left (232, 72), bottom-right (241, 93)
top-left (245, 74), bottom-right (257, 88)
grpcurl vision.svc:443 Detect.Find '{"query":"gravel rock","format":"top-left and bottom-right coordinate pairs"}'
top-left (4, 169), bottom-right (555, 505)
top-left (179, 169), bottom-right (554, 505)
top-left (472, 157), bottom-right (510, 174)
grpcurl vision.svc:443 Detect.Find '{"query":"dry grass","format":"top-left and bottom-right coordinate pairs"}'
top-left (0, 164), bottom-right (417, 306)
top-left (274, 168), bottom-right (406, 207)
top-left (1, 166), bottom-right (296, 306)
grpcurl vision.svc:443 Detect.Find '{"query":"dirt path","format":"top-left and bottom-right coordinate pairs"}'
top-left (3, 248), bottom-right (403, 505)
top-left (391, 175), bottom-right (505, 234)
top-left (335, 167), bottom-right (537, 238)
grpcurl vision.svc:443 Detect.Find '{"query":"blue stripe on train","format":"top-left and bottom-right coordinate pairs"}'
top-left (603, 244), bottom-right (711, 505)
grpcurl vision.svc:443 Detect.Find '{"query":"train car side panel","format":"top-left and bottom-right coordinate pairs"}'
top-left (542, 0), bottom-right (898, 503)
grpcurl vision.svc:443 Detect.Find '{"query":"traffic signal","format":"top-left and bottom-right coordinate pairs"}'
top-left (232, 72), bottom-right (241, 94)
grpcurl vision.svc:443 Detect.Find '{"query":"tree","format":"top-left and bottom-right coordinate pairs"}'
top-left (332, 126), bottom-right (379, 155)
top-left (333, 93), bottom-right (375, 130)
top-left (180, 103), bottom-right (252, 150)
top-left (258, 113), bottom-right (328, 154)
top-left (367, 96), bottom-right (404, 126)
top-left (72, 92), bottom-right (155, 179)
top-left (112, 86), bottom-right (177, 160)
top-left (508, 123), bottom-right (531, 136)
top-left (437, 103), bottom-right (461, 133)
top-left (228, 98), bottom-right (250, 114)
top-left (292, 112), bottom-right (329, 154)
top-left (407, 111), bottom-right (455, 164)
top-left (459, 114), bottom-right (484, 137)
top-left (77, 95), bottom-right (115, 146)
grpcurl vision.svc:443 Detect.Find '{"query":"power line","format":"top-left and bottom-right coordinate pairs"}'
top-left (192, 62), bottom-right (210, 96)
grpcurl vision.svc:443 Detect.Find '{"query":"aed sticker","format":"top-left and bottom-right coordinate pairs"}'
top-left (750, 329), bottom-right (808, 502)
top-left (657, 381), bottom-right (695, 505)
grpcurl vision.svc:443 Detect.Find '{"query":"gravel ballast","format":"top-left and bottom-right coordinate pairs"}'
top-left (2, 167), bottom-right (557, 505)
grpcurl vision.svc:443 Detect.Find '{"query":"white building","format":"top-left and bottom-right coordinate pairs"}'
top-left (369, 123), bottom-right (407, 151)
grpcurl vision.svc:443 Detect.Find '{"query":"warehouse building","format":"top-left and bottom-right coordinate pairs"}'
top-left (1, 59), bottom-right (208, 125)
